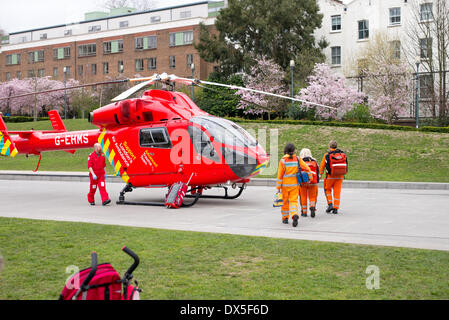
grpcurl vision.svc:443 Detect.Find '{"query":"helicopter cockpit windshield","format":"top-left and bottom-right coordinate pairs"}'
top-left (189, 116), bottom-right (258, 148)
top-left (188, 116), bottom-right (260, 178)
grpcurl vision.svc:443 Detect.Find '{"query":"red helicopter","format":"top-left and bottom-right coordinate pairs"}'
top-left (0, 73), bottom-right (334, 207)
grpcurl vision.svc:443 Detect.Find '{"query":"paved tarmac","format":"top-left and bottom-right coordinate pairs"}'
top-left (1, 180), bottom-right (449, 251)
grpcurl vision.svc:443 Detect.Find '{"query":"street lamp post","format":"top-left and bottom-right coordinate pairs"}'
top-left (63, 67), bottom-right (68, 120)
top-left (415, 58), bottom-right (421, 129)
top-left (191, 63), bottom-right (195, 102)
top-left (290, 59), bottom-right (295, 110)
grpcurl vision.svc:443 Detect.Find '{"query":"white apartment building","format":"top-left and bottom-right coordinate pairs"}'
top-left (316, 0), bottom-right (419, 75)
top-left (316, 0), bottom-right (443, 117)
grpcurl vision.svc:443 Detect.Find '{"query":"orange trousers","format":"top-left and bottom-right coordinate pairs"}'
top-left (281, 186), bottom-right (299, 221)
top-left (299, 184), bottom-right (318, 214)
top-left (324, 177), bottom-right (343, 209)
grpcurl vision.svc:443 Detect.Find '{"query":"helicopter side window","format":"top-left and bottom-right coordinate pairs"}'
top-left (139, 127), bottom-right (172, 149)
top-left (187, 126), bottom-right (220, 162)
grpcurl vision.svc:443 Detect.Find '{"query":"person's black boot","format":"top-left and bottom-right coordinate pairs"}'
top-left (102, 199), bottom-right (111, 206)
top-left (90, 202), bottom-right (95, 206)
top-left (292, 215), bottom-right (299, 228)
top-left (282, 219), bottom-right (289, 224)
top-left (332, 208), bottom-right (338, 214)
top-left (326, 203), bottom-right (334, 213)
top-left (301, 213), bottom-right (307, 217)
top-left (310, 207), bottom-right (316, 218)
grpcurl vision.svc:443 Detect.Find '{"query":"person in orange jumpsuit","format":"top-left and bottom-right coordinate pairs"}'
top-left (319, 140), bottom-right (345, 214)
top-left (88, 143), bottom-right (111, 206)
top-left (298, 148), bottom-right (319, 218)
top-left (276, 143), bottom-right (313, 227)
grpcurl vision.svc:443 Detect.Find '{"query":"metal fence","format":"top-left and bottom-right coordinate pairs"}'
top-left (347, 70), bottom-right (449, 120)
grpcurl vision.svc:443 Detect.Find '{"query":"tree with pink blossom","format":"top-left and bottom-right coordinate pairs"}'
top-left (235, 57), bottom-right (289, 120)
top-left (363, 62), bottom-right (413, 124)
top-left (297, 63), bottom-right (365, 120)
top-left (0, 78), bottom-right (33, 115)
top-left (0, 77), bottom-right (79, 118)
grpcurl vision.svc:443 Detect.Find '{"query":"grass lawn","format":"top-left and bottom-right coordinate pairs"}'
top-left (1, 119), bottom-right (449, 182)
top-left (0, 217), bottom-right (448, 300)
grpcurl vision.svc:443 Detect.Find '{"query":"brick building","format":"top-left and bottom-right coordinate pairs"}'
top-left (0, 1), bottom-right (225, 84)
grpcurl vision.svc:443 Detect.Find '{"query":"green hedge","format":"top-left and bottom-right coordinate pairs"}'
top-left (2, 116), bottom-right (50, 123)
top-left (226, 117), bottom-right (449, 133)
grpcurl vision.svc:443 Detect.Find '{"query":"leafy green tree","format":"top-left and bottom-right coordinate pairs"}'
top-left (195, 72), bottom-right (245, 117)
top-left (195, 0), bottom-right (327, 83)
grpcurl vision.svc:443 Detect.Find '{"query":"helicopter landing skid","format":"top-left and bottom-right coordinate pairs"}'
top-left (116, 183), bottom-right (201, 207)
top-left (185, 184), bottom-right (246, 200)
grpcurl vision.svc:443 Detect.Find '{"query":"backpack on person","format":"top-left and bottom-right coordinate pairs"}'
top-left (325, 149), bottom-right (348, 176)
top-left (303, 157), bottom-right (319, 184)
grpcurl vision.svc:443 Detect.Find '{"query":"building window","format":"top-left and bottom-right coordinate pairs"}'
top-left (180, 11), bottom-right (191, 19)
top-left (135, 36), bottom-right (157, 50)
top-left (53, 67), bottom-right (58, 78)
top-left (53, 47), bottom-right (71, 60)
top-left (28, 70), bottom-right (35, 78)
top-left (16, 71), bottom-right (21, 79)
top-left (390, 40), bottom-right (401, 59)
top-left (88, 25), bottom-right (101, 33)
top-left (151, 16), bottom-right (161, 23)
top-left (169, 31), bottom-right (193, 47)
top-left (420, 3), bottom-right (433, 21)
top-left (6, 54), bottom-right (21, 65)
top-left (148, 57), bottom-right (157, 70)
top-left (358, 20), bottom-right (369, 40)
top-left (419, 74), bottom-right (432, 99)
top-left (64, 66), bottom-right (71, 77)
top-left (38, 69), bottom-right (45, 78)
top-left (103, 40), bottom-right (124, 54)
top-left (331, 46), bottom-right (341, 65)
top-left (420, 38), bottom-right (432, 59)
top-left (91, 64), bottom-right (97, 75)
top-left (389, 7), bottom-right (401, 25)
top-left (28, 50), bottom-right (45, 63)
top-left (5, 72), bottom-right (11, 81)
top-left (103, 62), bottom-right (109, 74)
top-left (135, 59), bottom-right (144, 71)
top-left (186, 54), bottom-right (193, 68)
top-left (331, 15), bottom-right (341, 31)
top-left (119, 21), bottom-right (129, 28)
top-left (169, 56), bottom-right (176, 69)
top-left (118, 60), bottom-right (124, 73)
top-left (40, 33), bottom-right (47, 40)
top-left (208, 1), bottom-right (224, 17)
top-left (78, 44), bottom-right (96, 57)
top-left (64, 29), bottom-right (72, 36)
top-left (78, 65), bottom-right (84, 77)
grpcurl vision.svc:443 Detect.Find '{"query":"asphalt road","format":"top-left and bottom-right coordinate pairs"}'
top-left (1, 180), bottom-right (449, 251)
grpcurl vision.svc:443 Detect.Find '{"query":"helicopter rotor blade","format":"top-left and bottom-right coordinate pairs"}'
top-left (111, 75), bottom-right (159, 102)
top-left (197, 80), bottom-right (336, 110)
top-left (0, 79), bottom-right (128, 102)
top-left (160, 75), bottom-right (336, 110)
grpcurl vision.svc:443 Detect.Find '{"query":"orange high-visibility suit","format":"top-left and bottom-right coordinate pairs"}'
top-left (319, 148), bottom-right (344, 210)
top-left (276, 154), bottom-right (312, 221)
top-left (299, 157), bottom-right (319, 215)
